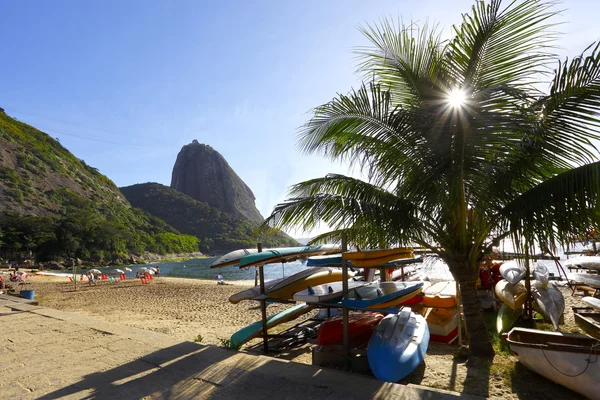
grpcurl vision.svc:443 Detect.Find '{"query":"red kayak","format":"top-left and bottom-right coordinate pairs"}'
top-left (317, 313), bottom-right (383, 347)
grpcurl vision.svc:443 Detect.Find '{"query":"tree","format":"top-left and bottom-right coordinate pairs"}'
top-left (263, 0), bottom-right (600, 356)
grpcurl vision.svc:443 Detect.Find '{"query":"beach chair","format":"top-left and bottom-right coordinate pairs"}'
top-left (69, 277), bottom-right (74, 283)
top-left (140, 278), bottom-right (148, 284)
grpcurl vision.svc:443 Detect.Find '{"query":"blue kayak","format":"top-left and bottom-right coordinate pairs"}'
top-left (306, 254), bottom-right (343, 267)
top-left (340, 281), bottom-right (423, 308)
top-left (367, 308), bottom-right (430, 382)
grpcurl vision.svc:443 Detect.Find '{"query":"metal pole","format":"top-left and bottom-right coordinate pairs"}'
top-left (456, 282), bottom-right (462, 346)
top-left (341, 233), bottom-right (349, 369)
top-left (524, 249), bottom-right (532, 319)
top-left (257, 242), bottom-right (268, 354)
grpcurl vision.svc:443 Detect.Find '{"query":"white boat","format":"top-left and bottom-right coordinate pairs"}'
top-left (568, 273), bottom-right (600, 288)
top-left (505, 327), bottom-right (600, 399)
top-left (495, 279), bottom-right (527, 310)
top-left (532, 281), bottom-right (565, 331)
top-left (583, 296), bottom-right (600, 312)
top-left (563, 256), bottom-right (600, 270)
top-left (499, 260), bottom-right (528, 285)
top-left (292, 280), bottom-right (367, 303)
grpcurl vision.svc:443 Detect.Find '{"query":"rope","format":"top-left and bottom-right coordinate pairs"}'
top-left (540, 343), bottom-right (599, 377)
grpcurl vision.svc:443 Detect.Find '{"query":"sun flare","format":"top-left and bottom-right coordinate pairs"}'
top-left (448, 88), bottom-right (466, 108)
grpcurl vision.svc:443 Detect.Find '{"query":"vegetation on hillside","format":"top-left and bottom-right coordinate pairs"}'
top-left (0, 113), bottom-right (199, 262)
top-left (120, 182), bottom-right (299, 253)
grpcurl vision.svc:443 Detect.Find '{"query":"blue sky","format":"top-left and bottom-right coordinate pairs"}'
top-left (1, 1), bottom-right (598, 235)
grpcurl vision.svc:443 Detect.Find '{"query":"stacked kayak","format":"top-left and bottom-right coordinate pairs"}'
top-left (238, 244), bottom-right (341, 268)
top-left (422, 281), bottom-right (456, 308)
top-left (229, 303), bottom-right (316, 348)
top-left (531, 281), bottom-right (565, 330)
top-left (293, 280), bottom-right (367, 303)
top-left (343, 248), bottom-right (414, 267)
top-left (495, 280), bottom-right (527, 310)
top-left (496, 303), bottom-right (521, 333)
top-left (318, 313), bottom-right (383, 347)
top-left (262, 267), bottom-right (353, 301)
top-left (399, 281), bottom-right (431, 306)
top-left (367, 307), bottom-right (429, 382)
top-left (228, 277), bottom-right (284, 304)
top-left (211, 248), bottom-right (262, 269)
top-left (342, 281), bottom-right (424, 309)
top-left (499, 260), bottom-right (528, 285)
top-left (426, 308), bottom-right (458, 343)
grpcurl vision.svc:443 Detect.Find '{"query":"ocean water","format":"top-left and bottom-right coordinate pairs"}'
top-left (58, 242), bottom-right (592, 283)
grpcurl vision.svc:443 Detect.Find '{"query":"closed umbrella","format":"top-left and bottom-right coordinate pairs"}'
top-left (90, 269), bottom-right (102, 274)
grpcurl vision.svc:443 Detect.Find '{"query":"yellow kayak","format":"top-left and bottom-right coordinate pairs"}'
top-left (423, 281), bottom-right (457, 308)
top-left (495, 279), bottom-right (527, 310)
top-left (264, 269), bottom-right (351, 301)
top-left (350, 253), bottom-right (415, 267)
top-left (342, 248), bottom-right (413, 261)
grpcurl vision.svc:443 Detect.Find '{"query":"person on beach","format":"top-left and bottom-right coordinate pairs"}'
top-left (155, 266), bottom-right (160, 277)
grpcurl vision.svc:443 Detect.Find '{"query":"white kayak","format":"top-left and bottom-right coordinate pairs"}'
top-left (506, 327), bottom-right (600, 399)
top-left (499, 260), bottom-right (529, 285)
top-left (495, 279), bottom-right (527, 310)
top-left (533, 264), bottom-right (549, 286)
top-left (228, 277), bottom-right (284, 304)
top-left (532, 281), bottom-right (565, 331)
top-left (563, 256), bottom-right (600, 270)
top-left (583, 296), bottom-right (600, 311)
top-left (293, 280), bottom-right (367, 303)
top-left (211, 248), bottom-right (262, 269)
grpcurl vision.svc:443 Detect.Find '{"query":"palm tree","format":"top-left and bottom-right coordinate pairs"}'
top-left (263, 0), bottom-right (600, 356)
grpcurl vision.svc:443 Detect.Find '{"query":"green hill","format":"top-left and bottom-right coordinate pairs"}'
top-left (0, 111), bottom-right (199, 262)
top-left (119, 182), bottom-right (299, 254)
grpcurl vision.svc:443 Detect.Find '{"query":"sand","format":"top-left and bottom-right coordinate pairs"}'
top-left (10, 274), bottom-right (592, 399)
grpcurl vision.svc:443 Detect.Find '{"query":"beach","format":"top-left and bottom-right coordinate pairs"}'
top-left (14, 273), bottom-right (588, 399)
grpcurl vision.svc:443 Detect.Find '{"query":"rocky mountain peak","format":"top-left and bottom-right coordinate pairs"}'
top-left (170, 141), bottom-right (264, 223)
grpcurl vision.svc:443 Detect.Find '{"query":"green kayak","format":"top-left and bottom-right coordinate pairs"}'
top-left (496, 303), bottom-right (522, 333)
top-left (238, 244), bottom-right (340, 268)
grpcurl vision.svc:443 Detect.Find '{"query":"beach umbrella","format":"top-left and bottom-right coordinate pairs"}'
top-left (115, 269), bottom-right (125, 274)
top-left (90, 269), bottom-right (102, 274)
top-left (138, 267), bottom-right (148, 271)
top-left (124, 267), bottom-right (132, 272)
top-left (146, 269), bottom-right (155, 275)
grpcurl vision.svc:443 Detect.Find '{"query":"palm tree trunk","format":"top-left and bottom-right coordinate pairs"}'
top-left (458, 278), bottom-right (494, 357)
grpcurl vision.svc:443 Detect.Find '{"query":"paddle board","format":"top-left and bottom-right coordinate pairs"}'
top-left (229, 303), bottom-right (315, 348)
top-left (367, 307), bottom-right (429, 382)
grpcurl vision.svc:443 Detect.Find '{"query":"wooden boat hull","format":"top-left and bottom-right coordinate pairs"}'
top-left (229, 303), bottom-right (315, 348)
top-left (422, 281), bottom-right (456, 308)
top-left (292, 280), bottom-right (367, 303)
top-left (495, 279), bottom-right (527, 310)
top-left (367, 308), bottom-right (429, 382)
top-left (426, 308), bottom-right (458, 337)
top-left (343, 248), bottom-right (413, 261)
top-left (496, 303), bottom-right (521, 333)
top-left (317, 313), bottom-right (383, 347)
top-left (239, 244), bottom-right (341, 268)
top-left (573, 310), bottom-right (600, 340)
top-left (506, 328), bottom-right (600, 399)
